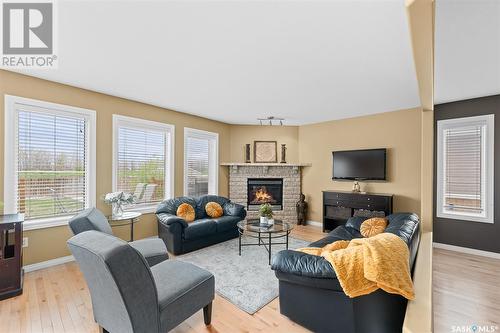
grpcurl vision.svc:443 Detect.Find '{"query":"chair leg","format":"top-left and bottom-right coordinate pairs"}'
top-left (203, 302), bottom-right (212, 325)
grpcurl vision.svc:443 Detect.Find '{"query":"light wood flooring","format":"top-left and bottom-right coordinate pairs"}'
top-left (0, 225), bottom-right (499, 333)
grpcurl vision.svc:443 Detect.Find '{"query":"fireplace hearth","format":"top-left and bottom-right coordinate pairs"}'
top-left (247, 178), bottom-right (283, 211)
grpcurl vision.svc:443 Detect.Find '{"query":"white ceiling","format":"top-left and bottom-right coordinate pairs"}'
top-left (435, 0), bottom-right (500, 104)
top-left (11, 0), bottom-right (421, 125)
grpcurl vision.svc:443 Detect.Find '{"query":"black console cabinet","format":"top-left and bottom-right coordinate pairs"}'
top-left (322, 191), bottom-right (393, 232)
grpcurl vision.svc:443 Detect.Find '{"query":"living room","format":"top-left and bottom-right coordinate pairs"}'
top-left (0, 0), bottom-right (498, 332)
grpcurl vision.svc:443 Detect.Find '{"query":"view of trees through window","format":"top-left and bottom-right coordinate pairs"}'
top-left (116, 126), bottom-right (166, 206)
top-left (17, 111), bottom-right (87, 220)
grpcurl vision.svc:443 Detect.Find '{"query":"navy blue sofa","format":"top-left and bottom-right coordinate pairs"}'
top-left (156, 195), bottom-right (247, 255)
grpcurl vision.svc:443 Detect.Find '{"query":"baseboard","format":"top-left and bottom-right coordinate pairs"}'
top-left (433, 242), bottom-right (500, 260)
top-left (305, 220), bottom-right (322, 228)
top-left (23, 255), bottom-right (75, 273)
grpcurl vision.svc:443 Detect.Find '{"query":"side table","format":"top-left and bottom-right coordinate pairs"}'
top-left (107, 212), bottom-right (142, 242)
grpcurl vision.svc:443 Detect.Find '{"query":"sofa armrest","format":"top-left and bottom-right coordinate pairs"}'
top-left (156, 213), bottom-right (188, 229)
top-left (223, 202), bottom-right (247, 219)
top-left (271, 250), bottom-right (336, 279)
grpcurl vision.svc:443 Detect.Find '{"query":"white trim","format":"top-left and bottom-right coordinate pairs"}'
top-left (4, 95), bottom-right (96, 229)
top-left (23, 255), bottom-right (75, 273)
top-left (436, 114), bottom-right (495, 224)
top-left (433, 242), bottom-right (500, 260)
top-left (112, 114), bottom-right (175, 202)
top-left (183, 127), bottom-right (219, 196)
top-left (306, 220), bottom-right (323, 228)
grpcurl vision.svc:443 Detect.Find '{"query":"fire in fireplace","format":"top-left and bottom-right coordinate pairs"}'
top-left (247, 178), bottom-right (283, 211)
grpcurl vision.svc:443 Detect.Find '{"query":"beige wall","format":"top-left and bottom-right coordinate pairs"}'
top-left (298, 108), bottom-right (423, 223)
top-left (228, 125), bottom-right (299, 163)
top-left (1, 72), bottom-right (428, 266)
top-left (0, 70), bottom-right (231, 265)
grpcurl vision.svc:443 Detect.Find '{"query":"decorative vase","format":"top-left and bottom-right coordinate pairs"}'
top-left (112, 202), bottom-right (123, 217)
top-left (260, 216), bottom-right (268, 225)
top-left (267, 218), bottom-right (275, 226)
top-left (245, 144), bottom-right (251, 163)
top-left (280, 144), bottom-right (287, 163)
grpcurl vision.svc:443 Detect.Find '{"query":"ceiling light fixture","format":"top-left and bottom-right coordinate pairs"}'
top-left (257, 116), bottom-right (285, 126)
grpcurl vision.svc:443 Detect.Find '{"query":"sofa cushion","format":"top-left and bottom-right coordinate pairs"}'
top-left (309, 226), bottom-right (361, 248)
top-left (360, 217), bottom-right (387, 238)
top-left (177, 203), bottom-right (195, 223)
top-left (344, 216), bottom-right (369, 231)
top-left (195, 195), bottom-right (230, 219)
top-left (184, 219), bottom-right (217, 240)
top-left (156, 197), bottom-right (197, 216)
top-left (205, 202), bottom-right (224, 218)
top-left (212, 216), bottom-right (240, 233)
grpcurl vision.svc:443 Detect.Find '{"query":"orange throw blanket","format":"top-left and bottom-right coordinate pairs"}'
top-left (298, 233), bottom-right (415, 300)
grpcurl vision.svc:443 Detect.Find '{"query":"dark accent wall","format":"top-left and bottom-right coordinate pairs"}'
top-left (434, 94), bottom-right (500, 253)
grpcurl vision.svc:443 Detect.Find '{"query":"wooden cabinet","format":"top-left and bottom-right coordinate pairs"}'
top-left (322, 191), bottom-right (393, 232)
top-left (0, 214), bottom-right (24, 300)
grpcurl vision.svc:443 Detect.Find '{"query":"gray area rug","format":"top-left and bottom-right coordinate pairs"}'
top-left (177, 236), bottom-right (309, 314)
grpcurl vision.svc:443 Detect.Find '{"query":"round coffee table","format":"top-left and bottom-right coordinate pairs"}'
top-left (237, 219), bottom-right (295, 265)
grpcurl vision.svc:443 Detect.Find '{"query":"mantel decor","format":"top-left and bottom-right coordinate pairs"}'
top-left (254, 141), bottom-right (277, 163)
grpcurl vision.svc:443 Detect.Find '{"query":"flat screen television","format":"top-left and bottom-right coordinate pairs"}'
top-left (332, 148), bottom-right (386, 180)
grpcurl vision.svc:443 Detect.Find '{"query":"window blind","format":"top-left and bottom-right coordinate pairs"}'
top-left (116, 126), bottom-right (166, 206)
top-left (185, 136), bottom-right (210, 197)
top-left (17, 109), bottom-right (87, 220)
top-left (443, 125), bottom-right (483, 214)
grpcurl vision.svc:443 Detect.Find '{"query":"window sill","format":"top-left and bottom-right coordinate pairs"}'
top-left (123, 205), bottom-right (157, 214)
top-left (23, 215), bottom-right (73, 231)
top-left (437, 211), bottom-right (493, 224)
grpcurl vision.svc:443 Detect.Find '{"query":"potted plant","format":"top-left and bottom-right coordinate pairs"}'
top-left (259, 203), bottom-right (274, 226)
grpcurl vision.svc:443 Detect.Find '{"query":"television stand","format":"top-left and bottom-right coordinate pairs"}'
top-left (322, 190), bottom-right (393, 232)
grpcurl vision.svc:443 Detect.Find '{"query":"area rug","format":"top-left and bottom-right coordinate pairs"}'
top-left (176, 236), bottom-right (309, 314)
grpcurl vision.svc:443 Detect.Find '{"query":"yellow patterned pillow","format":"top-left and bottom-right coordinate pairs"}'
top-left (205, 202), bottom-right (223, 218)
top-left (360, 217), bottom-right (388, 238)
top-left (176, 203), bottom-right (195, 222)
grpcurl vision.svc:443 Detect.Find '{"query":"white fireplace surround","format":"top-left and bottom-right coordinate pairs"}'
top-left (222, 163), bottom-right (311, 224)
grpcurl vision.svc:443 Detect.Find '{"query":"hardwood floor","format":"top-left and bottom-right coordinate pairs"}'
top-left (432, 248), bottom-right (500, 333)
top-left (1, 226), bottom-right (499, 333)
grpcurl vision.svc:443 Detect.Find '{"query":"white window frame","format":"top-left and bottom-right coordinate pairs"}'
top-left (183, 128), bottom-right (219, 196)
top-left (112, 115), bottom-right (175, 213)
top-left (4, 95), bottom-right (96, 231)
top-left (436, 114), bottom-right (495, 224)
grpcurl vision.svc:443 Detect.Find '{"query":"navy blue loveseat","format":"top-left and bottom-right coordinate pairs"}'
top-left (156, 195), bottom-right (246, 254)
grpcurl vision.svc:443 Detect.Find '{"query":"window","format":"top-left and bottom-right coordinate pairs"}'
top-left (4, 95), bottom-right (96, 229)
top-left (184, 128), bottom-right (218, 197)
top-left (113, 115), bottom-right (174, 211)
top-left (437, 115), bottom-right (494, 223)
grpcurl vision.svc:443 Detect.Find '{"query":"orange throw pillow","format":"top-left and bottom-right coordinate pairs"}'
top-left (176, 203), bottom-right (195, 222)
top-left (360, 217), bottom-right (388, 238)
top-left (205, 202), bottom-right (223, 218)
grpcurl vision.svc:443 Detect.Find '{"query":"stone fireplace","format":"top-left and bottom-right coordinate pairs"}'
top-left (222, 163), bottom-right (310, 224)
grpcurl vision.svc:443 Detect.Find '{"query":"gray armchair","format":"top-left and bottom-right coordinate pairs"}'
top-left (68, 207), bottom-right (169, 266)
top-left (68, 231), bottom-right (215, 333)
